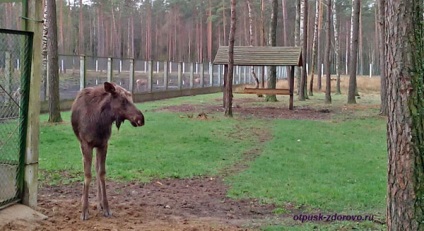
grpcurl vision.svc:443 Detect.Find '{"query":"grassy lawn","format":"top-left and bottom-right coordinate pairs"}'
top-left (38, 92), bottom-right (387, 230)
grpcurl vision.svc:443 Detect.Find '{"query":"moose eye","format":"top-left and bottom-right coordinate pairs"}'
top-left (121, 98), bottom-right (129, 107)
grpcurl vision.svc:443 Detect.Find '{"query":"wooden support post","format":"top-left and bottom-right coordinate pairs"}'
top-left (177, 62), bottom-right (182, 89)
top-left (107, 57), bottom-right (113, 82)
top-left (200, 63), bottom-right (204, 88)
top-left (79, 55), bottom-right (86, 91)
top-left (147, 60), bottom-right (153, 93)
top-left (189, 63), bottom-right (194, 88)
top-left (163, 61), bottom-right (169, 90)
top-left (129, 59), bottom-right (135, 93)
top-left (289, 66), bottom-right (295, 110)
top-left (22, 0), bottom-right (43, 208)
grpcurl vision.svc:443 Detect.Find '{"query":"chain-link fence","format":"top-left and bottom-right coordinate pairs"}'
top-left (0, 29), bottom-right (32, 208)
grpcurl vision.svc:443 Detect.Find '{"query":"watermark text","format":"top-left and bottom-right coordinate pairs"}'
top-left (293, 213), bottom-right (374, 223)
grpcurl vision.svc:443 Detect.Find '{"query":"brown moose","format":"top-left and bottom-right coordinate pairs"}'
top-left (71, 82), bottom-right (145, 220)
top-left (136, 78), bottom-right (147, 91)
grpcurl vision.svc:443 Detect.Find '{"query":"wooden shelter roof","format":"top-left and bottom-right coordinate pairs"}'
top-left (213, 46), bottom-right (302, 66)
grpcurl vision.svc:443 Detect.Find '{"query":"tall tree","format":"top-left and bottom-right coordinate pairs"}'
top-left (42, 0), bottom-right (48, 101)
top-left (246, 0), bottom-right (260, 90)
top-left (332, 0), bottom-right (341, 94)
top-left (78, 0), bottom-right (84, 54)
top-left (265, 0), bottom-right (278, 102)
top-left (281, 0), bottom-right (288, 45)
top-left (324, 0), bottom-right (331, 104)
top-left (348, 0), bottom-right (360, 104)
top-left (294, 0), bottom-right (301, 94)
top-left (317, 0), bottom-right (323, 91)
top-left (47, 0), bottom-right (63, 122)
top-left (386, 0), bottom-right (424, 229)
top-left (298, 0), bottom-right (307, 101)
top-left (378, 0), bottom-right (387, 115)
top-left (224, 0), bottom-right (236, 117)
top-left (309, 0), bottom-right (321, 96)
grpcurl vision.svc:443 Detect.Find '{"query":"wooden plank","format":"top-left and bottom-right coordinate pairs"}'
top-left (213, 46), bottom-right (302, 66)
top-left (240, 87), bottom-right (290, 95)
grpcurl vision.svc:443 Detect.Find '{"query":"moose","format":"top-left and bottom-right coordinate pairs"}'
top-left (71, 82), bottom-right (145, 220)
top-left (135, 78), bottom-right (147, 91)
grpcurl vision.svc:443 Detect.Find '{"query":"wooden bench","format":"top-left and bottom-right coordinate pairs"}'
top-left (238, 87), bottom-right (291, 95)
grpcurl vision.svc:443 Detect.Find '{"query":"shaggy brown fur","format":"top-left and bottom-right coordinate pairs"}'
top-left (71, 82), bottom-right (144, 220)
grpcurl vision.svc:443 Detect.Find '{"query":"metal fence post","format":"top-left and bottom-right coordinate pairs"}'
top-left (200, 62), bottom-right (204, 88)
top-left (190, 62), bottom-right (194, 88)
top-left (164, 61), bottom-right (169, 90)
top-left (177, 62), bottom-right (182, 89)
top-left (79, 55), bottom-right (86, 90)
top-left (209, 62), bottom-right (213, 87)
top-left (217, 65), bottom-right (221, 86)
top-left (147, 60), bottom-right (153, 93)
top-left (129, 59), bottom-right (135, 93)
top-left (107, 57), bottom-right (113, 82)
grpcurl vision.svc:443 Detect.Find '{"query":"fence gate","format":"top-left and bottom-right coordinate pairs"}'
top-left (0, 29), bottom-right (32, 208)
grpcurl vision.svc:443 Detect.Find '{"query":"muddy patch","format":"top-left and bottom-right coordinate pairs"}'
top-left (28, 177), bottom-right (286, 231)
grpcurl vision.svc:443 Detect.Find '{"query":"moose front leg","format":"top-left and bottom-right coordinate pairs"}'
top-left (80, 143), bottom-right (93, 220)
top-left (96, 145), bottom-right (111, 217)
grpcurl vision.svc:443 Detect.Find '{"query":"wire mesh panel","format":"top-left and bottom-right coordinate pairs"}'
top-left (0, 29), bottom-right (32, 208)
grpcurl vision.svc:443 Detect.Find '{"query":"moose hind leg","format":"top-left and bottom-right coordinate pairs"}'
top-left (96, 149), bottom-right (103, 211)
top-left (96, 145), bottom-right (112, 217)
top-left (80, 143), bottom-right (93, 220)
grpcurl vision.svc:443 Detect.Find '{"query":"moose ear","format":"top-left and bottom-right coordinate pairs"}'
top-left (104, 82), bottom-right (116, 94)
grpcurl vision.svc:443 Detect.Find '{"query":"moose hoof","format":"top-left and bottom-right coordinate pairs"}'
top-left (103, 209), bottom-right (112, 217)
top-left (80, 211), bottom-right (89, 220)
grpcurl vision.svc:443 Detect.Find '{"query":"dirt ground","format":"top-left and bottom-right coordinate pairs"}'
top-left (157, 97), bottom-right (333, 121)
top-left (26, 177), bottom-right (287, 231)
top-left (3, 96), bottom-right (335, 231)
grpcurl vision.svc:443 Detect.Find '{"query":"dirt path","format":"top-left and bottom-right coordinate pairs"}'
top-left (28, 177), bottom-right (283, 231)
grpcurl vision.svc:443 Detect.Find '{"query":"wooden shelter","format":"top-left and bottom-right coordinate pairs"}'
top-left (213, 46), bottom-right (302, 110)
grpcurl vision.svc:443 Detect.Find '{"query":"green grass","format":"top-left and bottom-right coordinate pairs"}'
top-left (37, 92), bottom-right (387, 230)
top-left (227, 118), bottom-right (386, 212)
top-left (39, 95), bottom-right (259, 184)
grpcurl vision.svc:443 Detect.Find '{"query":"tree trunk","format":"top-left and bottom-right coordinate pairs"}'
top-left (58, 0), bottom-right (64, 53)
top-left (386, 1), bottom-right (424, 230)
top-left (259, 0), bottom-right (265, 95)
top-left (225, 0), bottom-right (236, 117)
top-left (281, 0), bottom-right (288, 46)
top-left (348, 0), bottom-right (360, 104)
top-left (332, 0), bottom-right (341, 94)
top-left (207, 1), bottom-right (213, 61)
top-left (299, 0), bottom-right (307, 101)
top-left (358, 6), bottom-right (363, 76)
top-left (324, 0), bottom-right (331, 104)
top-left (378, 0), bottom-right (388, 115)
top-left (294, 0), bottom-right (301, 95)
top-left (246, 0), bottom-right (260, 90)
top-left (42, 1), bottom-right (48, 101)
top-left (309, 0), bottom-right (320, 96)
top-left (317, 0), bottom-right (323, 91)
top-left (78, 0), bottom-right (83, 54)
top-left (265, 0), bottom-right (278, 102)
top-left (47, 0), bottom-right (63, 123)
